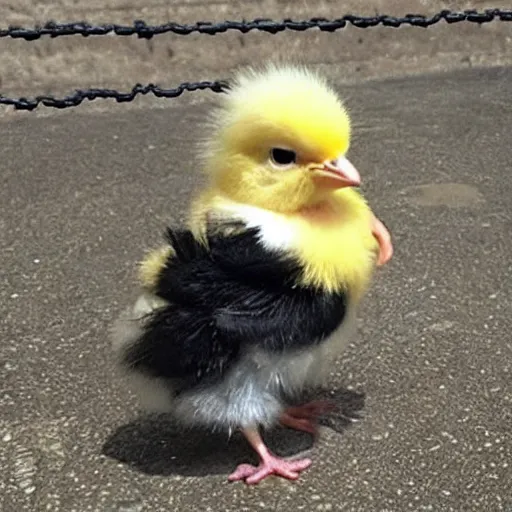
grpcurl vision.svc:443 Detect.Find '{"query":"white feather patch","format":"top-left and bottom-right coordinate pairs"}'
top-left (210, 200), bottom-right (296, 252)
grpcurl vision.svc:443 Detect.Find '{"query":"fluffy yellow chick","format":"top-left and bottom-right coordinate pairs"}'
top-left (112, 64), bottom-right (393, 485)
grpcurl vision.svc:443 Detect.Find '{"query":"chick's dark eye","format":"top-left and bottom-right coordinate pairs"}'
top-left (270, 148), bottom-right (296, 166)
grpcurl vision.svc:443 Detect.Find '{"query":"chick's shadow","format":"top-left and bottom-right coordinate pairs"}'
top-left (102, 388), bottom-right (365, 477)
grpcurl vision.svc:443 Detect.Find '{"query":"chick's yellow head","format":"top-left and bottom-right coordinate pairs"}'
top-left (204, 65), bottom-right (355, 213)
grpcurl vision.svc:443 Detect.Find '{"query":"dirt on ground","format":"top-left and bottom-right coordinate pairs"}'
top-left (0, 0), bottom-right (511, 101)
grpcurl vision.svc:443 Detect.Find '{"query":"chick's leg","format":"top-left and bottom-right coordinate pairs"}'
top-left (228, 427), bottom-right (312, 484)
top-left (280, 400), bottom-right (336, 435)
top-left (279, 413), bottom-right (317, 435)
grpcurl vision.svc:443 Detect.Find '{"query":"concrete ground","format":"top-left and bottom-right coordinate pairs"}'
top-left (1, 1), bottom-right (512, 511)
top-left (1, 64), bottom-right (511, 511)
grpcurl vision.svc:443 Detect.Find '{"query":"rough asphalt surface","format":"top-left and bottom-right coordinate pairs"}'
top-left (1, 66), bottom-right (511, 512)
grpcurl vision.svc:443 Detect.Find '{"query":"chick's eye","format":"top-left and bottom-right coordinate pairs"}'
top-left (270, 148), bottom-right (296, 167)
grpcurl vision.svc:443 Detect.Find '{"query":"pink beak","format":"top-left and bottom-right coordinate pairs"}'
top-left (322, 157), bottom-right (361, 187)
top-left (313, 157), bottom-right (361, 189)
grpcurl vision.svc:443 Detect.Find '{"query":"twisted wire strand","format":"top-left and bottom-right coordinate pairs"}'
top-left (0, 82), bottom-right (229, 111)
top-left (0, 9), bottom-right (510, 40)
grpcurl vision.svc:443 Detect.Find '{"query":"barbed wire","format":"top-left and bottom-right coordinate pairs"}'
top-left (1, 8), bottom-right (511, 111)
top-left (0, 9), bottom-right (510, 40)
top-left (0, 82), bottom-right (229, 111)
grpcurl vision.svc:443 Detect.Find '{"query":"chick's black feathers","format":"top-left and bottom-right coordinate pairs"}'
top-left (123, 222), bottom-right (347, 391)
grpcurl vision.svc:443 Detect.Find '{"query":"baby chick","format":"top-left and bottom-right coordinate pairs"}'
top-left (112, 64), bottom-right (393, 485)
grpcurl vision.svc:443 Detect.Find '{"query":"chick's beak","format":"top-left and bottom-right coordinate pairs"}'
top-left (312, 157), bottom-right (361, 189)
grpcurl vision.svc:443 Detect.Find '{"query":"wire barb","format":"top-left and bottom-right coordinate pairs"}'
top-left (0, 9), bottom-right (510, 40)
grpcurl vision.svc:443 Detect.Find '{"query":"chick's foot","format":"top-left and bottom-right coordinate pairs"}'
top-left (229, 427), bottom-right (312, 484)
top-left (228, 456), bottom-right (312, 485)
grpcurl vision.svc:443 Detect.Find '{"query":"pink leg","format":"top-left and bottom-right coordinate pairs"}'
top-left (279, 399), bottom-right (336, 435)
top-left (371, 215), bottom-right (393, 266)
top-left (279, 413), bottom-right (317, 435)
top-left (228, 427), bottom-right (312, 485)
top-left (285, 400), bottom-right (336, 419)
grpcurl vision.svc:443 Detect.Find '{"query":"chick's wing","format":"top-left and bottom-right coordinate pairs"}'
top-left (126, 224), bottom-right (347, 385)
